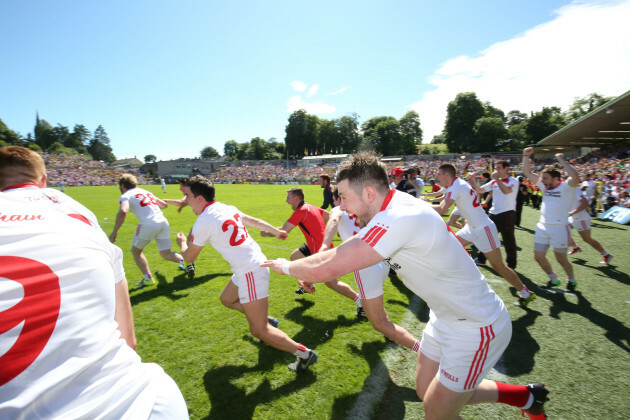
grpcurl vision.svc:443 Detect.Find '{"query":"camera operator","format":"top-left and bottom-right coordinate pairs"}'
top-left (390, 167), bottom-right (415, 195)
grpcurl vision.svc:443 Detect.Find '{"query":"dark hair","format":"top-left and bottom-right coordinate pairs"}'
top-left (332, 186), bottom-right (339, 200)
top-left (482, 172), bottom-right (491, 179)
top-left (496, 160), bottom-right (510, 168)
top-left (319, 174), bottom-right (331, 183)
top-left (119, 174), bottom-right (138, 190)
top-left (438, 163), bottom-right (456, 178)
top-left (287, 187), bottom-right (304, 200)
top-left (189, 177), bottom-right (216, 202)
top-left (179, 177), bottom-right (190, 186)
top-left (336, 152), bottom-right (389, 195)
top-left (541, 167), bottom-right (562, 179)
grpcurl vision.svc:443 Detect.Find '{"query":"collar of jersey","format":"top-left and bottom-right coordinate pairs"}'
top-left (297, 201), bottom-right (305, 209)
top-left (1, 182), bottom-right (40, 192)
top-left (380, 189), bottom-right (396, 211)
top-left (450, 177), bottom-right (458, 187)
top-left (202, 200), bottom-right (216, 212)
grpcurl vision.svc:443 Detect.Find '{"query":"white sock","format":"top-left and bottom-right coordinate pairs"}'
top-left (293, 344), bottom-right (310, 358)
top-left (518, 287), bottom-right (531, 298)
top-left (353, 295), bottom-right (362, 307)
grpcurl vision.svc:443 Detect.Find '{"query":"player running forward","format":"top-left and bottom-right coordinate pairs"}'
top-left (109, 174), bottom-right (188, 287)
top-left (272, 187), bottom-right (364, 317)
top-left (321, 188), bottom-right (421, 352)
top-left (522, 148), bottom-right (581, 292)
top-left (263, 152), bottom-right (549, 420)
top-left (567, 187), bottom-right (614, 264)
top-left (175, 177), bottom-right (318, 372)
top-left (426, 163), bottom-right (535, 308)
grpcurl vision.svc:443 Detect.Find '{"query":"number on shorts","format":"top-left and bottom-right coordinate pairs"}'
top-left (222, 213), bottom-right (248, 246)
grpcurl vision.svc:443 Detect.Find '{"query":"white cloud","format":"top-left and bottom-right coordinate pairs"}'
top-left (290, 80), bottom-right (307, 92)
top-left (306, 84), bottom-right (319, 98)
top-left (328, 86), bottom-right (352, 95)
top-left (410, 0), bottom-right (630, 143)
top-left (287, 95), bottom-right (336, 114)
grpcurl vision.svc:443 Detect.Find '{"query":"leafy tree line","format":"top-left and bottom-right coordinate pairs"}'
top-left (0, 115), bottom-right (116, 162)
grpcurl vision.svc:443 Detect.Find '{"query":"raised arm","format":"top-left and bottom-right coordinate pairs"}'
top-left (521, 147), bottom-right (539, 184)
top-left (467, 172), bottom-right (486, 195)
top-left (555, 153), bottom-right (580, 188)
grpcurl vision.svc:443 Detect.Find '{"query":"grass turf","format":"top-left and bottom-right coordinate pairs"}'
top-left (62, 183), bottom-right (630, 419)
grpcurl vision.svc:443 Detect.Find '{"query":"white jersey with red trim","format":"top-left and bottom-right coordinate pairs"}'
top-left (481, 177), bottom-right (518, 214)
top-left (0, 195), bottom-right (165, 419)
top-left (569, 188), bottom-right (590, 223)
top-left (191, 201), bottom-right (266, 276)
top-left (359, 190), bottom-right (505, 328)
top-left (330, 206), bottom-right (361, 241)
top-left (119, 187), bottom-right (166, 225)
top-left (536, 179), bottom-right (576, 225)
top-left (445, 177), bottom-right (491, 229)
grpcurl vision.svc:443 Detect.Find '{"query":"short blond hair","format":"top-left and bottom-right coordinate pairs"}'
top-left (118, 174), bottom-right (138, 190)
top-left (0, 146), bottom-right (46, 189)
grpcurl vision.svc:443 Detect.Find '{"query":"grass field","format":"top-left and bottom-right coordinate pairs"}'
top-left (62, 183), bottom-right (630, 419)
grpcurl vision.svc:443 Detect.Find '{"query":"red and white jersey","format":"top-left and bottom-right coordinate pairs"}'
top-left (191, 201), bottom-right (266, 276)
top-left (0, 195), bottom-right (163, 419)
top-left (569, 189), bottom-right (590, 223)
top-left (330, 206), bottom-right (361, 241)
top-left (481, 177), bottom-right (518, 214)
top-left (119, 187), bottom-right (166, 225)
top-left (1, 183), bottom-right (100, 229)
top-left (445, 177), bottom-right (492, 229)
top-left (536, 179), bottom-right (576, 225)
top-left (359, 190), bottom-right (505, 328)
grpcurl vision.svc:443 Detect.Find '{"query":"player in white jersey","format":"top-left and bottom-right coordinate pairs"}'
top-left (263, 152), bottom-right (549, 420)
top-left (427, 163), bottom-right (535, 307)
top-left (175, 177), bottom-right (318, 372)
top-left (109, 174), bottom-right (186, 287)
top-left (0, 146), bottom-right (187, 419)
top-left (567, 187), bottom-right (613, 264)
top-left (320, 188), bottom-right (421, 352)
top-left (522, 148), bottom-right (580, 292)
top-left (160, 177), bottom-right (167, 193)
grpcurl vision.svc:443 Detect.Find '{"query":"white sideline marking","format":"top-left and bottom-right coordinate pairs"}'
top-left (346, 295), bottom-right (423, 420)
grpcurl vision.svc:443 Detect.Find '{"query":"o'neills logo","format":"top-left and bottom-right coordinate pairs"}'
top-left (0, 213), bottom-right (44, 222)
top-left (441, 368), bottom-right (459, 383)
top-left (0, 256), bottom-right (61, 386)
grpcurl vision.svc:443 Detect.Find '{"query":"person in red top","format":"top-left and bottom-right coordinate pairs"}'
top-left (268, 187), bottom-right (364, 315)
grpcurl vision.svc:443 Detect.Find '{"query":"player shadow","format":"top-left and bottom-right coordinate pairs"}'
top-left (129, 272), bottom-right (228, 305)
top-left (572, 259), bottom-right (628, 286)
top-left (499, 309), bottom-right (543, 376)
top-left (330, 340), bottom-right (421, 420)
top-left (515, 225), bottom-right (536, 234)
top-left (590, 221), bottom-right (626, 230)
top-left (201, 361), bottom-right (316, 419)
top-left (386, 276), bottom-right (430, 323)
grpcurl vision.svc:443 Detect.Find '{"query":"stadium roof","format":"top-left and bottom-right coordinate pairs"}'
top-left (536, 89), bottom-right (630, 149)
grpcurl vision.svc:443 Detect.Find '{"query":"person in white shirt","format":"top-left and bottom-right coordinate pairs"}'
top-left (567, 187), bottom-right (613, 264)
top-left (522, 148), bottom-right (580, 292)
top-left (109, 174), bottom-right (185, 287)
top-left (160, 177), bottom-right (167, 193)
top-left (262, 152), bottom-right (549, 420)
top-left (580, 174), bottom-right (598, 216)
top-left (427, 163), bottom-right (535, 308)
top-left (0, 146), bottom-right (187, 419)
top-left (175, 177), bottom-right (318, 372)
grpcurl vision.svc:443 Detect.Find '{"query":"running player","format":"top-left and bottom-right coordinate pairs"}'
top-left (567, 187), bottom-right (613, 264)
top-left (175, 177), bottom-right (318, 372)
top-left (426, 163), bottom-right (535, 307)
top-left (321, 188), bottom-right (421, 351)
top-left (522, 148), bottom-right (580, 292)
top-left (108, 174), bottom-right (187, 287)
top-left (263, 152), bottom-right (548, 420)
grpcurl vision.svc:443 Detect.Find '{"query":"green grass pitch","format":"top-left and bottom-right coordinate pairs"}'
top-left (61, 183), bottom-right (630, 419)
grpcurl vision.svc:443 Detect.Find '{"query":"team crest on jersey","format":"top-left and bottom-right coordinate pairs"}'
top-left (383, 257), bottom-right (401, 271)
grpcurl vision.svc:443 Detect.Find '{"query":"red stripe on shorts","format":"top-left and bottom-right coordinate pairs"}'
top-left (354, 271), bottom-right (366, 300)
top-left (464, 325), bottom-right (495, 390)
top-left (246, 272), bottom-right (257, 302)
top-left (484, 226), bottom-right (497, 250)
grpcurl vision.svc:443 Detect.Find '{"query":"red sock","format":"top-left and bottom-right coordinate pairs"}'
top-left (496, 382), bottom-right (530, 408)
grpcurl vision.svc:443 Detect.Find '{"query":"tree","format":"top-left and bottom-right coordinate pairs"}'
top-left (144, 154), bottom-right (157, 163)
top-left (503, 123), bottom-right (529, 151)
top-left (564, 92), bottom-right (613, 123)
top-left (0, 118), bottom-right (22, 146)
top-left (443, 92), bottom-right (485, 153)
top-left (335, 113), bottom-right (360, 153)
top-left (87, 125), bottom-right (115, 162)
top-left (431, 133), bottom-right (446, 144)
top-left (473, 117), bottom-right (508, 152)
top-left (67, 124), bottom-right (91, 153)
top-left (284, 109), bottom-right (319, 157)
top-left (93, 125), bottom-right (111, 145)
top-left (200, 147), bottom-right (219, 159)
top-left (224, 140), bottom-right (239, 160)
top-left (365, 117), bottom-right (401, 156)
top-left (34, 116), bottom-right (56, 151)
top-left (525, 107), bottom-right (566, 143)
top-left (399, 110), bottom-right (423, 154)
top-left (506, 110), bottom-right (527, 128)
top-left (483, 102), bottom-right (505, 122)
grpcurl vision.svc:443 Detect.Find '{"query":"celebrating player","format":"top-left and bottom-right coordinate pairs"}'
top-left (175, 177), bottom-right (318, 372)
top-left (567, 187), bottom-right (613, 264)
top-left (263, 152), bottom-right (549, 420)
top-left (109, 174), bottom-right (188, 287)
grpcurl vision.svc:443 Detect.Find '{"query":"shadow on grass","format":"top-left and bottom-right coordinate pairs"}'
top-left (129, 272), bottom-right (229, 305)
top-left (590, 221), bottom-right (626, 230)
top-left (387, 275), bottom-right (430, 323)
top-left (500, 308), bottom-right (543, 376)
top-left (572, 259), bottom-right (629, 286)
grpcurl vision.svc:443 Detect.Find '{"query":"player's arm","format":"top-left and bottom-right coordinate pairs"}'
top-left (431, 195), bottom-right (454, 215)
top-left (241, 213), bottom-right (287, 239)
top-left (491, 171), bottom-right (513, 194)
top-left (447, 213), bottom-right (465, 229)
top-left (114, 277), bottom-right (137, 350)
top-left (109, 201), bottom-right (129, 243)
top-left (152, 195), bottom-right (169, 209)
top-left (555, 153), bottom-right (580, 187)
top-left (522, 147), bottom-right (539, 184)
top-left (176, 231), bottom-right (204, 262)
top-left (423, 187), bottom-right (446, 197)
top-left (467, 172), bottom-right (486, 195)
top-left (164, 197), bottom-right (187, 207)
top-left (320, 211), bottom-right (342, 252)
top-left (262, 236), bottom-right (383, 283)
top-left (321, 209), bottom-right (330, 223)
top-left (570, 195), bottom-right (590, 216)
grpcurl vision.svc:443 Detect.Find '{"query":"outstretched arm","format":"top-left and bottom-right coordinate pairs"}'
top-left (555, 153), bottom-right (580, 187)
top-left (241, 213), bottom-right (287, 239)
top-left (521, 147), bottom-right (539, 184)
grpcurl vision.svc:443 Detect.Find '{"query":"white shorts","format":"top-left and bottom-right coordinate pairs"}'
top-left (534, 223), bottom-right (571, 249)
top-left (420, 308), bottom-right (512, 393)
top-left (456, 223), bottom-right (500, 253)
top-left (133, 221), bottom-right (172, 251)
top-left (233, 267), bottom-right (270, 304)
top-left (354, 262), bottom-right (388, 300)
top-left (569, 217), bottom-right (591, 231)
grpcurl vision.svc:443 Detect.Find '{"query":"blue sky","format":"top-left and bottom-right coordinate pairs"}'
top-left (2, 0), bottom-right (629, 160)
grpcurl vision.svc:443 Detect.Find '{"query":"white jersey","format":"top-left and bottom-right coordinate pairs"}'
top-left (481, 177), bottom-right (518, 214)
top-left (358, 190), bottom-right (505, 328)
top-left (119, 187), bottom-right (166, 225)
top-left (0, 194), bottom-right (169, 419)
top-left (445, 177), bottom-right (492, 229)
top-left (580, 179), bottom-right (597, 200)
top-left (191, 201), bottom-right (266, 276)
top-left (569, 188), bottom-right (590, 223)
top-left (537, 179), bottom-right (576, 225)
top-left (330, 206), bottom-right (361, 241)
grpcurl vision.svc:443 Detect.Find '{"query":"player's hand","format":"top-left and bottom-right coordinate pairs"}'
top-left (319, 244), bottom-right (330, 252)
top-left (523, 147), bottom-right (534, 156)
top-left (491, 171), bottom-right (500, 180)
top-left (261, 258), bottom-right (289, 275)
top-left (108, 232), bottom-right (116, 243)
top-left (176, 231), bottom-right (186, 245)
top-left (277, 230), bottom-right (288, 240)
top-left (298, 279), bottom-right (315, 293)
top-left (555, 152), bottom-right (565, 162)
top-left (468, 171), bottom-right (478, 181)
top-left (260, 230), bottom-right (274, 237)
